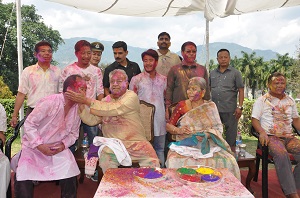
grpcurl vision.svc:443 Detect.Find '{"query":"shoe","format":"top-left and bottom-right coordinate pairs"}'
top-left (91, 171), bottom-right (98, 182)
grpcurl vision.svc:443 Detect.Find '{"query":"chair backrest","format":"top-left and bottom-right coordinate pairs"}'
top-left (5, 117), bottom-right (26, 160)
top-left (167, 102), bottom-right (178, 142)
top-left (139, 100), bottom-right (155, 143)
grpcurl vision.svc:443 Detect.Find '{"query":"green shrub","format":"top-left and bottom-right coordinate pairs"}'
top-left (238, 98), bottom-right (255, 136)
top-left (0, 99), bottom-right (27, 138)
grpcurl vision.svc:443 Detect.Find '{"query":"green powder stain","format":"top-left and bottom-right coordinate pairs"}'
top-left (177, 168), bottom-right (197, 175)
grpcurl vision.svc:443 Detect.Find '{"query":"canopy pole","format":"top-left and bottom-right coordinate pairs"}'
top-left (16, 0), bottom-right (24, 123)
top-left (205, 19), bottom-right (209, 73)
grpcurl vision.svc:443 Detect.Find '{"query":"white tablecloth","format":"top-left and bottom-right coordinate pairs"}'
top-left (0, 150), bottom-right (10, 198)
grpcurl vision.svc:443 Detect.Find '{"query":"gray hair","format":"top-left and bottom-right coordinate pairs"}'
top-left (188, 77), bottom-right (206, 90)
top-left (109, 69), bottom-right (128, 82)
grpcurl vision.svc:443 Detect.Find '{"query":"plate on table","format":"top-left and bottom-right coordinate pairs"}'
top-left (133, 167), bottom-right (166, 183)
top-left (176, 165), bottom-right (222, 186)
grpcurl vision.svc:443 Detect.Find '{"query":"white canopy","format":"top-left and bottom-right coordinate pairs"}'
top-left (47, 0), bottom-right (300, 21)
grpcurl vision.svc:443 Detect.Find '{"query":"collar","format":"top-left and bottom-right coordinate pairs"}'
top-left (35, 63), bottom-right (54, 71)
top-left (157, 49), bottom-right (171, 57)
top-left (182, 60), bottom-right (197, 68)
top-left (114, 58), bottom-right (130, 68)
top-left (142, 71), bottom-right (157, 78)
top-left (217, 65), bottom-right (232, 72)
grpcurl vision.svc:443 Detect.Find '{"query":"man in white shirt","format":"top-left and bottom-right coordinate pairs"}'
top-left (10, 41), bottom-right (61, 128)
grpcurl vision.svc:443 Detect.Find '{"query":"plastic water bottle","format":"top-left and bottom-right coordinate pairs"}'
top-left (236, 131), bottom-right (242, 153)
top-left (82, 133), bottom-right (89, 154)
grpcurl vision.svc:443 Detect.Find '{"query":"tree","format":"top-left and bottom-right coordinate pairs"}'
top-left (287, 43), bottom-right (300, 97)
top-left (236, 51), bottom-right (265, 99)
top-left (0, 76), bottom-right (14, 99)
top-left (0, 2), bottom-right (64, 94)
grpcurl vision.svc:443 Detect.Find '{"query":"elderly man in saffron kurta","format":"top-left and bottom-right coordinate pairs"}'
top-left (14, 75), bottom-right (87, 198)
top-left (67, 69), bottom-right (160, 173)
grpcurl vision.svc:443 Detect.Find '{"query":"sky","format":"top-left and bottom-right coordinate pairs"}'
top-left (3, 0), bottom-right (300, 58)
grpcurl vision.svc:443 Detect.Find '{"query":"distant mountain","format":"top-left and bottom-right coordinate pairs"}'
top-left (53, 37), bottom-right (280, 69)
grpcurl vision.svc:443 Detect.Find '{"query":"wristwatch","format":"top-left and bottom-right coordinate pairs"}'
top-left (237, 106), bottom-right (243, 110)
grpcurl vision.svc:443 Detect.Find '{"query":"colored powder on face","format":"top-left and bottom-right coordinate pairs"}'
top-left (180, 174), bottom-right (201, 182)
top-left (196, 167), bottom-right (214, 174)
top-left (201, 174), bottom-right (220, 182)
top-left (177, 167), bottom-right (197, 175)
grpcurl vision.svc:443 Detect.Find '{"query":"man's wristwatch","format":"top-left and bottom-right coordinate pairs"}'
top-left (237, 106), bottom-right (243, 110)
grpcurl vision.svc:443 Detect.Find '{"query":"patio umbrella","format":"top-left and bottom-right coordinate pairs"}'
top-left (46, 0), bottom-right (300, 21)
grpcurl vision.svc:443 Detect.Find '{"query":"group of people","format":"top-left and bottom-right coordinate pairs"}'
top-left (0, 31), bottom-right (299, 198)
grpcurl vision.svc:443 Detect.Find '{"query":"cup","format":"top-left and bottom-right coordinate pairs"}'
top-left (239, 144), bottom-right (246, 157)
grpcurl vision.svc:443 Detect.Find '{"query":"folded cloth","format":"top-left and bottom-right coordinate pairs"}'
top-left (87, 144), bottom-right (100, 160)
top-left (85, 156), bottom-right (98, 176)
top-left (93, 136), bottom-right (132, 166)
top-left (169, 132), bottom-right (227, 155)
top-left (169, 144), bottom-right (221, 159)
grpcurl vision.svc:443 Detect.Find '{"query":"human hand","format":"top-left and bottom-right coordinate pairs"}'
top-left (165, 109), bottom-right (170, 122)
top-left (65, 90), bottom-right (87, 104)
top-left (234, 108), bottom-right (242, 119)
top-left (37, 142), bottom-right (65, 156)
top-left (10, 116), bottom-right (18, 128)
top-left (180, 126), bottom-right (192, 134)
top-left (0, 132), bottom-right (6, 144)
top-left (259, 131), bottom-right (269, 146)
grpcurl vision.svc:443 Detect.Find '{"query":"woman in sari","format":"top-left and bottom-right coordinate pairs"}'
top-left (165, 77), bottom-right (240, 179)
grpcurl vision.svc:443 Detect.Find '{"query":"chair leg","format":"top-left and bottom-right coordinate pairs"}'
top-left (262, 146), bottom-right (268, 198)
top-left (79, 168), bottom-right (84, 184)
top-left (254, 156), bottom-right (260, 182)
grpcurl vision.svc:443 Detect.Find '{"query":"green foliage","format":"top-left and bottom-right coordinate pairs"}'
top-left (0, 99), bottom-right (27, 137)
top-left (238, 98), bottom-right (255, 136)
top-left (0, 76), bottom-right (14, 99)
top-left (0, 2), bottom-right (64, 95)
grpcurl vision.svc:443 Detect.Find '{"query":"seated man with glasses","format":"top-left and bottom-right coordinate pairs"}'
top-left (66, 69), bottom-right (160, 173)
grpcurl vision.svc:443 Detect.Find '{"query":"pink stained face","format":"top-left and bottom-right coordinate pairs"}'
top-left (74, 77), bottom-right (87, 95)
top-left (75, 46), bottom-right (92, 67)
top-left (187, 84), bottom-right (203, 101)
top-left (181, 44), bottom-right (196, 64)
top-left (143, 55), bottom-right (157, 73)
top-left (269, 76), bottom-right (286, 96)
top-left (109, 72), bottom-right (128, 98)
top-left (35, 45), bottom-right (53, 64)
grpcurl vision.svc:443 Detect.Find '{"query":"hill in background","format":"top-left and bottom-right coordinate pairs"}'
top-left (53, 37), bottom-right (280, 69)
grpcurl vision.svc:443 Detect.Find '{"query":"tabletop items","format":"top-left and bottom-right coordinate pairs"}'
top-left (95, 167), bottom-right (254, 198)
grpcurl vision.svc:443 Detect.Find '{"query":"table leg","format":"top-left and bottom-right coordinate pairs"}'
top-left (245, 161), bottom-right (256, 194)
top-left (79, 169), bottom-right (84, 184)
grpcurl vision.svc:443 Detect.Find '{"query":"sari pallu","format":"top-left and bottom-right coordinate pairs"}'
top-left (166, 101), bottom-right (241, 179)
